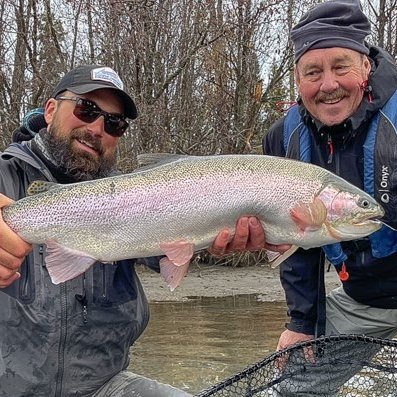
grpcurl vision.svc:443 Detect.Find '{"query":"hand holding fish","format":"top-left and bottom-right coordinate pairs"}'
top-left (210, 216), bottom-right (292, 257)
top-left (0, 193), bottom-right (32, 288)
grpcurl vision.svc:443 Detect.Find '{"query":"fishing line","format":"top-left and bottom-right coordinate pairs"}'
top-left (380, 221), bottom-right (397, 231)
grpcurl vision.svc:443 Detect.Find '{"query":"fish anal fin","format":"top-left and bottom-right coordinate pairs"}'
top-left (160, 240), bottom-right (195, 266)
top-left (158, 240), bottom-right (194, 290)
top-left (291, 197), bottom-right (327, 232)
top-left (270, 245), bottom-right (299, 269)
top-left (45, 240), bottom-right (97, 284)
top-left (159, 259), bottom-right (190, 291)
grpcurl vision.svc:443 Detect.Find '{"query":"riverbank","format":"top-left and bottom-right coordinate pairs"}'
top-left (136, 262), bottom-right (341, 302)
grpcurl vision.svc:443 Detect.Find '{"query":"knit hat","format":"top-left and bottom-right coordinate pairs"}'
top-left (291, 0), bottom-right (371, 62)
top-left (51, 65), bottom-right (138, 119)
top-left (12, 108), bottom-right (46, 142)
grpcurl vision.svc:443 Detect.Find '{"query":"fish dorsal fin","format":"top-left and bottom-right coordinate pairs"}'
top-left (136, 153), bottom-right (189, 169)
top-left (27, 180), bottom-right (60, 196)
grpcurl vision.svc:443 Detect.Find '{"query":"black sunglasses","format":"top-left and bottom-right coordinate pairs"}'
top-left (56, 96), bottom-right (129, 137)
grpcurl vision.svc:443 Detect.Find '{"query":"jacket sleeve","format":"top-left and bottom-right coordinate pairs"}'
top-left (280, 248), bottom-right (324, 335)
top-left (263, 117), bottom-right (324, 335)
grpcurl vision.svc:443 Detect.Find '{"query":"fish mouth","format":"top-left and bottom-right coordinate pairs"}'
top-left (328, 219), bottom-right (383, 240)
top-left (353, 219), bottom-right (383, 229)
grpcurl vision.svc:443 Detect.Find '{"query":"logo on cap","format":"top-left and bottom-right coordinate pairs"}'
top-left (91, 67), bottom-right (124, 90)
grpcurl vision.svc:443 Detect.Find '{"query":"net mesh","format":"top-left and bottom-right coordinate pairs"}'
top-left (197, 335), bottom-right (397, 397)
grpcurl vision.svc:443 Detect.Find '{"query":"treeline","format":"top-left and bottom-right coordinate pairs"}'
top-left (1, 0), bottom-right (396, 170)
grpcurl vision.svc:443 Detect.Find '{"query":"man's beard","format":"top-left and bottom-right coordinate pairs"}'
top-left (43, 121), bottom-right (117, 181)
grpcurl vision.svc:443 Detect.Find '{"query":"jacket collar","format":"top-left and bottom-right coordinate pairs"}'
top-left (1, 140), bottom-right (55, 182)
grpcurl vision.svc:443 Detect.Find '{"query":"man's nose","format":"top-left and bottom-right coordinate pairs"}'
top-left (86, 115), bottom-right (105, 136)
top-left (319, 71), bottom-right (339, 93)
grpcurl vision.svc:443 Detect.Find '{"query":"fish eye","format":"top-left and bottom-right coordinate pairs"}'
top-left (359, 198), bottom-right (370, 208)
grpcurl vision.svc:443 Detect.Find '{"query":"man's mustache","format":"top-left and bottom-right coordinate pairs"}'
top-left (315, 88), bottom-right (349, 103)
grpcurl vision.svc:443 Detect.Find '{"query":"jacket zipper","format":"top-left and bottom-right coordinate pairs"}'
top-left (334, 137), bottom-right (346, 279)
top-left (75, 275), bottom-right (88, 325)
top-left (20, 257), bottom-right (31, 301)
top-left (326, 134), bottom-right (342, 175)
top-left (82, 275), bottom-right (88, 324)
top-left (55, 283), bottom-right (68, 396)
top-left (101, 263), bottom-right (114, 305)
top-left (327, 134), bottom-right (334, 164)
top-left (102, 263), bottom-right (107, 301)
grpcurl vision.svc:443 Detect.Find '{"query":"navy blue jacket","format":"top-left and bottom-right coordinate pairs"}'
top-left (263, 46), bottom-right (397, 335)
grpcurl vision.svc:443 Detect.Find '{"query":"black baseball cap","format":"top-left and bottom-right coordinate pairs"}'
top-left (51, 65), bottom-right (138, 119)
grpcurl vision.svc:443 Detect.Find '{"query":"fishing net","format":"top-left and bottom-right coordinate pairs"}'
top-left (197, 335), bottom-right (397, 397)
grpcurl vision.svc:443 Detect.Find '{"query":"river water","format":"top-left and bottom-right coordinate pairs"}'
top-left (130, 295), bottom-right (287, 395)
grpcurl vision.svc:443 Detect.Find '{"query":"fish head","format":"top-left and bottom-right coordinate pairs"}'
top-left (317, 184), bottom-right (384, 240)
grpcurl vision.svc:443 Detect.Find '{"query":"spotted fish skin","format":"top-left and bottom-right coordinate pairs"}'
top-left (2, 154), bottom-right (384, 289)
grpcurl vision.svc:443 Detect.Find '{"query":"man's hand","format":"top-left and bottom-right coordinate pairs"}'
top-left (275, 329), bottom-right (315, 370)
top-left (277, 329), bottom-right (314, 351)
top-left (0, 194), bottom-right (32, 288)
top-left (209, 216), bottom-right (291, 257)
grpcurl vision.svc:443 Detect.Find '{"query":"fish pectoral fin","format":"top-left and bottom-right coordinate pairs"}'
top-left (160, 240), bottom-right (195, 266)
top-left (290, 198), bottom-right (327, 232)
top-left (159, 259), bottom-right (190, 291)
top-left (27, 181), bottom-right (60, 196)
top-left (270, 245), bottom-right (299, 269)
top-left (45, 240), bottom-right (97, 284)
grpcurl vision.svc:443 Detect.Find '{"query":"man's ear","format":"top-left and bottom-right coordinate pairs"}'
top-left (294, 66), bottom-right (301, 88)
top-left (44, 98), bottom-right (58, 125)
top-left (363, 55), bottom-right (372, 76)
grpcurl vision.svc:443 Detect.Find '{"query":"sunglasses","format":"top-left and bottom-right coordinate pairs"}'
top-left (56, 96), bottom-right (129, 137)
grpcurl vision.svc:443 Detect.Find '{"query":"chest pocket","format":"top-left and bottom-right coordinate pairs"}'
top-left (2, 244), bottom-right (45, 304)
top-left (92, 260), bottom-right (138, 306)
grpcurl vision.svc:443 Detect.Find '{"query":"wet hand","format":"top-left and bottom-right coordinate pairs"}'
top-left (0, 194), bottom-right (32, 288)
top-left (209, 216), bottom-right (291, 257)
top-left (277, 329), bottom-right (314, 351)
top-left (275, 329), bottom-right (315, 370)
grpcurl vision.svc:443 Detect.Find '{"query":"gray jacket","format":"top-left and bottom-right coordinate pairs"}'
top-left (0, 142), bottom-right (150, 397)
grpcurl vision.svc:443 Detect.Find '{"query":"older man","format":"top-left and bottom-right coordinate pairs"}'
top-left (263, 0), bottom-right (397, 394)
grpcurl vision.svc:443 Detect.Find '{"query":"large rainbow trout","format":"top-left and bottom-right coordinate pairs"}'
top-left (2, 154), bottom-right (384, 289)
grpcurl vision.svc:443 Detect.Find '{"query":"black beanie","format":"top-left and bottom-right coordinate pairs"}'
top-left (291, 0), bottom-right (371, 62)
top-left (12, 109), bottom-right (46, 143)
